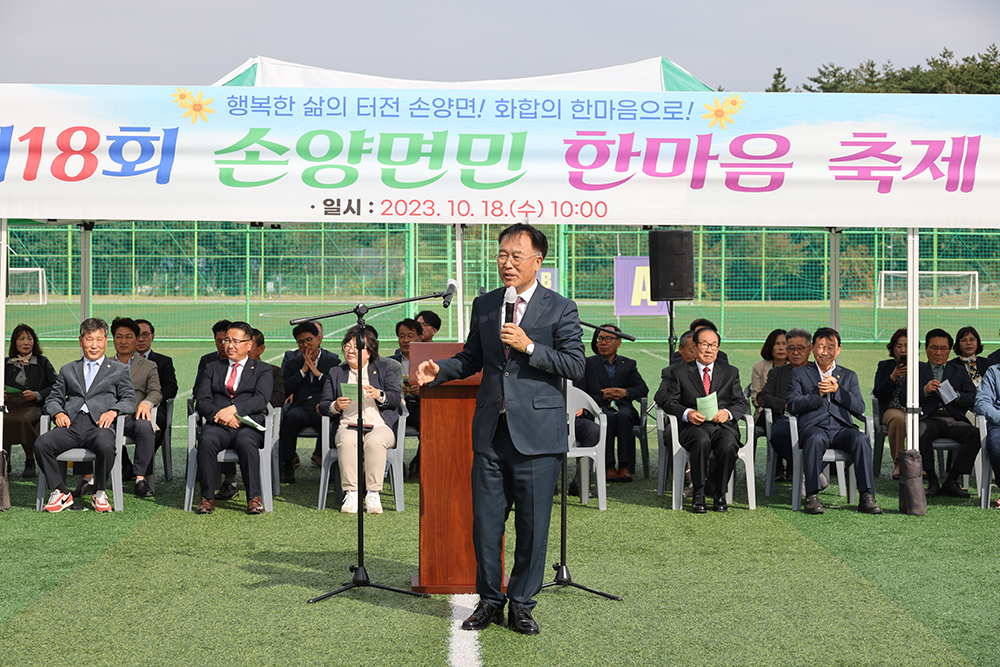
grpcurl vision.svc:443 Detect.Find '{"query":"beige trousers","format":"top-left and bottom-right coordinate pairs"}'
top-left (883, 408), bottom-right (906, 464)
top-left (335, 424), bottom-right (395, 492)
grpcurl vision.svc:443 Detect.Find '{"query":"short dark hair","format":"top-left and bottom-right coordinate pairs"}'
top-left (227, 321), bottom-right (254, 341)
top-left (925, 328), bottom-right (953, 349)
top-left (396, 318), bottom-right (423, 337)
top-left (812, 327), bottom-right (841, 346)
top-left (886, 328), bottom-right (907, 357)
top-left (212, 320), bottom-right (233, 335)
top-left (80, 318), bottom-right (109, 337)
top-left (760, 328), bottom-right (787, 361)
top-left (111, 317), bottom-right (140, 337)
top-left (292, 322), bottom-right (320, 340)
top-left (9, 323), bottom-right (43, 357)
top-left (694, 327), bottom-right (721, 346)
top-left (591, 323), bottom-right (622, 355)
top-left (251, 328), bottom-right (265, 347)
top-left (678, 330), bottom-right (695, 348)
top-left (498, 223), bottom-right (548, 259)
top-left (415, 310), bottom-right (441, 330)
top-left (689, 318), bottom-right (718, 333)
top-left (954, 326), bottom-right (983, 355)
top-left (135, 319), bottom-right (155, 335)
top-left (342, 325), bottom-right (379, 361)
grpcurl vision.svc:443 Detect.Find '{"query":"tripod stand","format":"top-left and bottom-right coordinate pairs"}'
top-left (296, 286), bottom-right (455, 603)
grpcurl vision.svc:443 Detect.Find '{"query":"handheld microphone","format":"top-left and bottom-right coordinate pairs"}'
top-left (504, 286), bottom-right (517, 324)
top-left (442, 279), bottom-right (458, 309)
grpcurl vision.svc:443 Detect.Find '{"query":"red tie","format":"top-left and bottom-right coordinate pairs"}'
top-left (226, 362), bottom-right (240, 398)
top-left (702, 366), bottom-right (711, 395)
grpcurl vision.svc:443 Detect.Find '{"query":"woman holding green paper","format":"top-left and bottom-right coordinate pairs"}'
top-left (318, 325), bottom-right (402, 515)
top-left (4, 324), bottom-right (57, 478)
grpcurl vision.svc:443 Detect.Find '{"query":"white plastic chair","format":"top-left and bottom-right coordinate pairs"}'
top-left (566, 386), bottom-right (608, 511)
top-left (976, 414), bottom-right (992, 509)
top-left (35, 414), bottom-right (127, 512)
top-left (657, 407), bottom-right (756, 510)
top-left (317, 402), bottom-right (407, 512)
top-left (183, 404), bottom-right (277, 512)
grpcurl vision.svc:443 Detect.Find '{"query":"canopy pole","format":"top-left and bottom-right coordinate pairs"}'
top-left (905, 227), bottom-right (920, 450)
top-left (79, 222), bottom-right (94, 321)
top-left (829, 228), bottom-right (841, 332)
top-left (0, 218), bottom-right (7, 458)
top-left (454, 223), bottom-right (465, 339)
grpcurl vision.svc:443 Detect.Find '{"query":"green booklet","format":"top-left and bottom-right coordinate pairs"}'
top-left (340, 382), bottom-right (358, 398)
top-left (696, 392), bottom-right (719, 420)
top-left (4, 385), bottom-right (23, 395)
top-left (236, 414), bottom-right (266, 432)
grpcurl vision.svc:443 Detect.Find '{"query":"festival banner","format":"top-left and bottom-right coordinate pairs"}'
top-left (614, 256), bottom-right (670, 316)
top-left (0, 84), bottom-right (997, 227)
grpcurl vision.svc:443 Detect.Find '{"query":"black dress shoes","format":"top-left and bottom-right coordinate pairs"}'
top-left (803, 493), bottom-right (824, 514)
top-left (216, 481), bottom-right (239, 501)
top-left (713, 495), bottom-right (728, 512)
top-left (858, 491), bottom-right (883, 514)
top-left (691, 494), bottom-right (707, 514)
top-left (461, 600), bottom-right (505, 631)
top-left (926, 476), bottom-right (941, 497)
top-left (941, 479), bottom-right (971, 498)
top-left (133, 479), bottom-right (153, 498)
top-left (508, 603), bottom-right (539, 635)
top-left (280, 462), bottom-right (296, 484)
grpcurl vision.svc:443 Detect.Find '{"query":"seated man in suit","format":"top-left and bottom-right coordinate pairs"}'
top-left (658, 327), bottom-right (747, 513)
top-left (670, 319), bottom-right (730, 365)
top-left (193, 321), bottom-right (273, 515)
top-left (279, 322), bottom-right (341, 482)
top-left (135, 319), bottom-right (177, 449)
top-left (758, 327), bottom-right (813, 481)
top-left (415, 310), bottom-right (441, 342)
top-left (578, 324), bottom-right (648, 482)
top-left (918, 328), bottom-right (980, 498)
top-left (787, 327), bottom-right (882, 515)
top-left (36, 318), bottom-right (137, 512)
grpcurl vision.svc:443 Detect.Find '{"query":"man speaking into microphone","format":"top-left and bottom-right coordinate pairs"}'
top-left (417, 223), bottom-right (584, 635)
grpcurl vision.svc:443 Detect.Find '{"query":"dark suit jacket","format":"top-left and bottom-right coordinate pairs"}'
top-left (4, 354), bottom-right (58, 402)
top-left (919, 361), bottom-right (976, 423)
top-left (432, 284), bottom-right (585, 456)
top-left (578, 354), bottom-right (647, 416)
top-left (658, 359), bottom-right (748, 444)
top-left (281, 348), bottom-right (342, 409)
top-left (146, 350), bottom-right (178, 402)
top-left (318, 359), bottom-right (402, 432)
top-left (653, 361), bottom-right (688, 409)
top-left (193, 351), bottom-right (226, 392)
top-left (872, 358), bottom-right (906, 420)
top-left (758, 362), bottom-right (795, 415)
top-left (786, 363), bottom-right (865, 434)
top-left (267, 363), bottom-right (285, 408)
top-left (194, 357), bottom-right (273, 439)
top-left (44, 356), bottom-right (137, 423)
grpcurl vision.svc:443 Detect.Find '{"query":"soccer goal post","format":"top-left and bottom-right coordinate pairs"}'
top-left (8, 267), bottom-right (47, 305)
top-left (877, 271), bottom-right (978, 309)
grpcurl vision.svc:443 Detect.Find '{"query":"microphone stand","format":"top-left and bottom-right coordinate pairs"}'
top-left (541, 321), bottom-right (636, 603)
top-left (299, 289), bottom-right (452, 604)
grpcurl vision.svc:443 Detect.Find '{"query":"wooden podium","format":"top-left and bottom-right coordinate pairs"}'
top-left (408, 342), bottom-right (494, 594)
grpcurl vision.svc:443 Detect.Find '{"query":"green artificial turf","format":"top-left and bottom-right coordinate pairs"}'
top-left (1, 342), bottom-right (996, 666)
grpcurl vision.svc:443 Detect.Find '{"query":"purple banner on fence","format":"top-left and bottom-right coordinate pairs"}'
top-left (614, 256), bottom-right (669, 316)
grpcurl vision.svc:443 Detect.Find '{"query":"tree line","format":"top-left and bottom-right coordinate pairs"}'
top-left (764, 44), bottom-right (999, 93)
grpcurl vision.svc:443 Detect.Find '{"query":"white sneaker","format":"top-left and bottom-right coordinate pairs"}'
top-left (341, 491), bottom-right (358, 514)
top-left (365, 492), bottom-right (383, 514)
top-left (44, 489), bottom-right (73, 512)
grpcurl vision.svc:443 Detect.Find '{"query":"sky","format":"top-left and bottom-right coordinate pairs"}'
top-left (1, 0), bottom-right (997, 91)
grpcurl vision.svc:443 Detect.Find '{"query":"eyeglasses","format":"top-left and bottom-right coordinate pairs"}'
top-left (697, 342), bottom-right (720, 350)
top-left (137, 332), bottom-right (152, 339)
top-left (786, 345), bottom-right (809, 353)
top-left (596, 336), bottom-right (619, 343)
top-left (495, 252), bottom-right (540, 266)
top-left (222, 338), bottom-right (252, 346)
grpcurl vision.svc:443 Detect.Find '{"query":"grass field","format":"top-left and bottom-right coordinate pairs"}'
top-left (2, 342), bottom-right (998, 667)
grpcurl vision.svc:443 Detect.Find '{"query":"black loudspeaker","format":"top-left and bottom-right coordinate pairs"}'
top-left (648, 229), bottom-right (694, 301)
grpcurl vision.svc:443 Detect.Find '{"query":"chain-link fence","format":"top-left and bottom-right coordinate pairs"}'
top-left (8, 222), bottom-right (1000, 346)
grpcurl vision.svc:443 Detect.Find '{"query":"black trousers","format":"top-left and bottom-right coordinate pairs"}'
top-left (198, 423), bottom-right (264, 500)
top-left (681, 422), bottom-right (739, 496)
top-left (279, 403), bottom-right (323, 463)
top-left (918, 414), bottom-right (980, 477)
top-left (603, 405), bottom-right (639, 470)
top-left (471, 416), bottom-right (561, 609)
top-left (36, 413), bottom-right (116, 491)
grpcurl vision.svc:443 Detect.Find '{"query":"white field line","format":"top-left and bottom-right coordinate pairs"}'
top-left (448, 594), bottom-right (482, 667)
top-left (637, 348), bottom-right (670, 362)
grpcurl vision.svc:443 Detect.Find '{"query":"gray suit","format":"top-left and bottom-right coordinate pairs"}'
top-left (432, 283), bottom-right (585, 610)
top-left (37, 356), bottom-right (137, 492)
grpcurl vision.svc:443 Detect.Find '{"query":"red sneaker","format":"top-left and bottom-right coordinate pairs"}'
top-left (44, 490), bottom-right (73, 512)
top-left (92, 490), bottom-right (112, 513)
